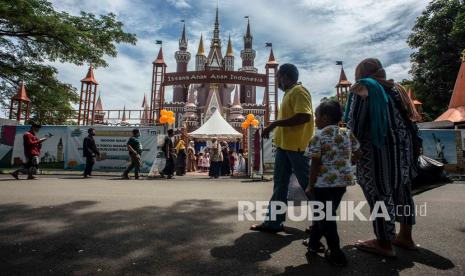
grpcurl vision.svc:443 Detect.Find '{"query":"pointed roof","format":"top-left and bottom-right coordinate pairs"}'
top-left (266, 48), bottom-right (277, 65)
top-left (336, 67), bottom-right (351, 87)
top-left (188, 109), bottom-right (242, 139)
top-left (245, 18), bottom-right (252, 38)
top-left (232, 85), bottom-right (242, 108)
top-left (226, 35), bottom-right (234, 57)
top-left (181, 23), bottom-right (187, 42)
top-left (12, 81), bottom-right (30, 102)
top-left (211, 5), bottom-right (221, 47)
top-left (95, 94), bottom-right (103, 111)
top-left (141, 93), bottom-right (147, 108)
top-left (179, 23), bottom-right (188, 50)
top-left (197, 33), bottom-right (205, 56)
top-left (81, 65), bottom-right (99, 84)
top-left (185, 86), bottom-right (196, 107)
top-left (447, 51), bottom-right (465, 109)
top-left (435, 50), bottom-right (465, 122)
top-left (153, 47), bottom-right (166, 65)
top-left (121, 106), bottom-right (127, 122)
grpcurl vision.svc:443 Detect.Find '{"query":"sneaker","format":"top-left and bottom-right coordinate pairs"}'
top-left (11, 171), bottom-right (19, 180)
top-left (122, 174), bottom-right (130, 180)
top-left (27, 175), bottom-right (38, 180)
top-left (167, 175), bottom-right (175, 179)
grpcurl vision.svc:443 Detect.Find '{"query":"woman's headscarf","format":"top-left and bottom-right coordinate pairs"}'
top-left (175, 140), bottom-right (185, 154)
top-left (344, 58), bottom-right (390, 148)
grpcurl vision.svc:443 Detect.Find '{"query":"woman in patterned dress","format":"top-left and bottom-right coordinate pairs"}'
top-left (346, 58), bottom-right (421, 257)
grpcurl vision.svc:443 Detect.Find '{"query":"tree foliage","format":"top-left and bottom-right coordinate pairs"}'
top-left (408, 0), bottom-right (465, 121)
top-left (0, 0), bottom-right (136, 124)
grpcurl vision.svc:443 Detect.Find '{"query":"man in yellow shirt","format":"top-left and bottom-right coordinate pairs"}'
top-left (251, 63), bottom-right (314, 232)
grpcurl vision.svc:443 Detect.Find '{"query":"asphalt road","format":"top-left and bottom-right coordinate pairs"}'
top-left (0, 174), bottom-right (463, 275)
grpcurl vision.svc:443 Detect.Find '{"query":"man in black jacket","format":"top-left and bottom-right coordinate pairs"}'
top-left (83, 128), bottom-right (100, 178)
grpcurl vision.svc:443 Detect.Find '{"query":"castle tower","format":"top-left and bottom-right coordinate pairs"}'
top-left (9, 81), bottom-right (30, 124)
top-left (78, 65), bottom-right (99, 125)
top-left (150, 47), bottom-right (167, 123)
top-left (229, 85), bottom-right (245, 129)
top-left (195, 34), bottom-right (207, 71)
top-left (335, 67), bottom-right (351, 107)
top-left (206, 7), bottom-right (223, 71)
top-left (240, 18), bottom-right (257, 104)
top-left (173, 23), bottom-right (191, 102)
top-left (224, 35), bottom-right (234, 71)
top-left (264, 48), bottom-right (279, 124)
top-left (183, 86), bottom-right (199, 132)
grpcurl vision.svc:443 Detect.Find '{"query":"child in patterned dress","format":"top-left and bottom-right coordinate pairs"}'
top-left (197, 153), bottom-right (204, 172)
top-left (304, 100), bottom-right (360, 267)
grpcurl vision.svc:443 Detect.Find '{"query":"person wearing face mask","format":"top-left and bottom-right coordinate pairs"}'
top-left (251, 63), bottom-right (314, 233)
top-left (122, 128), bottom-right (143, 180)
top-left (11, 122), bottom-right (49, 180)
top-left (83, 128), bottom-right (100, 178)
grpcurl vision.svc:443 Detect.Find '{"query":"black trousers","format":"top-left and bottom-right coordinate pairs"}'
top-left (84, 156), bottom-right (95, 176)
top-left (163, 157), bottom-right (175, 176)
top-left (309, 187), bottom-right (346, 252)
top-left (210, 161), bottom-right (222, 178)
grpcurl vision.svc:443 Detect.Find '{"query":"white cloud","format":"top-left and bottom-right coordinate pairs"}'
top-left (47, 0), bottom-right (429, 110)
top-left (167, 0), bottom-right (192, 9)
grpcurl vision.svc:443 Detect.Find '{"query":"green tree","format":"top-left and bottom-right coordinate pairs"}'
top-left (408, 0), bottom-right (465, 120)
top-left (0, 0), bottom-right (136, 124)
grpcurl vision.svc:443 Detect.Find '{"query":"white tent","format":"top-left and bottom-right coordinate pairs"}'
top-left (188, 110), bottom-right (243, 139)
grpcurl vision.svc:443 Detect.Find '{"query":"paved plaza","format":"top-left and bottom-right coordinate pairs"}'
top-left (0, 174), bottom-right (463, 275)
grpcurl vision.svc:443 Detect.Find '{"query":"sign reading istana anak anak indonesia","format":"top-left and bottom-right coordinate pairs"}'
top-left (163, 71), bottom-right (267, 86)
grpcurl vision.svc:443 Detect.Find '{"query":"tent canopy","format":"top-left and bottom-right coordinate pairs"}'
top-left (188, 110), bottom-right (243, 139)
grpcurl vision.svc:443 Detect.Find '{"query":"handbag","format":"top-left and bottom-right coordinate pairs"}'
top-left (412, 155), bottom-right (452, 191)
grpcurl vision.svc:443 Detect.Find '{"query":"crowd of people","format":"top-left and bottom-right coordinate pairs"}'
top-left (10, 58), bottom-right (423, 268)
top-left (159, 130), bottom-right (246, 179)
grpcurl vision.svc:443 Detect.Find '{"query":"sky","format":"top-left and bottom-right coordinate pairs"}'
top-left (49, 0), bottom-right (430, 110)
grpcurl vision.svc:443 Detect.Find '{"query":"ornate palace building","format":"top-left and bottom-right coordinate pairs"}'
top-left (158, 8), bottom-right (272, 132)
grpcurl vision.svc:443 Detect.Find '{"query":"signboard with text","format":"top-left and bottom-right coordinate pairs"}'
top-left (163, 71), bottom-right (267, 87)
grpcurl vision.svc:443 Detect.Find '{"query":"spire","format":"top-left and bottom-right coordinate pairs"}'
top-left (121, 106), bottom-right (127, 122)
top-left (211, 5), bottom-right (221, 47)
top-left (197, 33), bottom-right (205, 56)
top-left (246, 18), bottom-right (251, 38)
top-left (95, 94), bottom-right (103, 111)
top-left (181, 23), bottom-right (187, 42)
top-left (448, 51), bottom-right (465, 108)
top-left (267, 48), bottom-right (277, 64)
top-left (186, 86), bottom-right (196, 106)
top-left (13, 81), bottom-right (31, 102)
top-left (226, 35), bottom-right (233, 56)
top-left (336, 67), bottom-right (352, 87)
top-left (141, 93), bottom-right (147, 108)
top-left (81, 65), bottom-right (99, 84)
top-left (179, 23), bottom-right (188, 50)
top-left (232, 85), bottom-right (241, 107)
top-left (154, 47), bottom-right (166, 65)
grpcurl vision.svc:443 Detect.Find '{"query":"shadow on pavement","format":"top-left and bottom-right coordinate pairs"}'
top-left (0, 199), bottom-right (242, 275)
top-left (211, 227), bottom-right (306, 263)
top-left (275, 244), bottom-right (454, 275)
